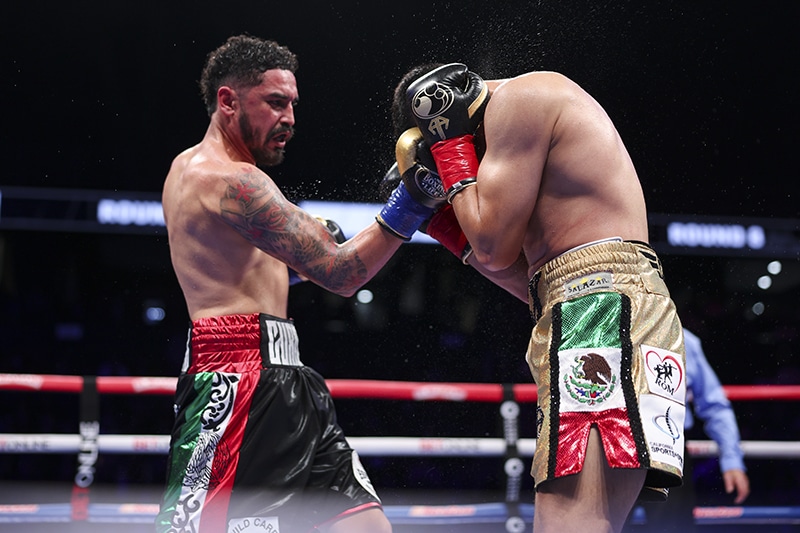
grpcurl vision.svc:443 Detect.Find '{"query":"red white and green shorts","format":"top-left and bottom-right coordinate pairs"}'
top-left (156, 313), bottom-right (382, 532)
top-left (526, 239), bottom-right (686, 497)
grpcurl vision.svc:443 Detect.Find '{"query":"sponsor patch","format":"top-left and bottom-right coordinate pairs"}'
top-left (261, 319), bottom-right (302, 366)
top-left (641, 345), bottom-right (686, 404)
top-left (564, 271), bottom-right (614, 299)
top-left (639, 394), bottom-right (685, 472)
top-left (228, 516), bottom-right (280, 532)
top-left (558, 347), bottom-right (624, 412)
top-left (351, 451), bottom-right (380, 502)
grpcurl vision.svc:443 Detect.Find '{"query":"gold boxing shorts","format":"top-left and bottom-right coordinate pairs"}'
top-left (526, 239), bottom-right (686, 492)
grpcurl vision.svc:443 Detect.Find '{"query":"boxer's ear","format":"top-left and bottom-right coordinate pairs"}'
top-left (217, 86), bottom-right (237, 115)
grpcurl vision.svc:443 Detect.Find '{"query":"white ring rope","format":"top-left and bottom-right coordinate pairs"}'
top-left (2, 373), bottom-right (799, 527)
top-left (1, 433), bottom-right (798, 459)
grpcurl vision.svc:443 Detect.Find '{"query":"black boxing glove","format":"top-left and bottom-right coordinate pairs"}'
top-left (318, 217), bottom-right (345, 244)
top-left (378, 161), bottom-right (401, 203)
top-left (406, 63), bottom-right (488, 202)
top-left (376, 128), bottom-right (446, 240)
top-left (289, 216), bottom-right (346, 285)
top-left (407, 63), bottom-right (488, 145)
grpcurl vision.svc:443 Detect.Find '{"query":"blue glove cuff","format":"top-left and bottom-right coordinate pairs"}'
top-left (376, 182), bottom-right (435, 240)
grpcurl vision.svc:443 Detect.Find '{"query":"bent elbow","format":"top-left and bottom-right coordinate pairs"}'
top-left (336, 287), bottom-right (358, 298)
top-left (312, 280), bottom-right (358, 298)
top-left (471, 247), bottom-right (518, 272)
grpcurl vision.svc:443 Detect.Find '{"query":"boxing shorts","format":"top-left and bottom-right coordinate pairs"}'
top-left (526, 238), bottom-right (686, 494)
top-left (156, 313), bottom-right (382, 533)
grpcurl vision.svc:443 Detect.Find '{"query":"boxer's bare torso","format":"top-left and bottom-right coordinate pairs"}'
top-left (162, 69), bottom-right (401, 321)
top-left (163, 139), bottom-right (291, 320)
top-left (447, 71), bottom-right (653, 532)
top-left (458, 72), bottom-right (649, 278)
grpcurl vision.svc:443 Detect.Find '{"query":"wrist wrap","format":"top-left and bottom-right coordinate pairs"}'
top-left (431, 135), bottom-right (480, 191)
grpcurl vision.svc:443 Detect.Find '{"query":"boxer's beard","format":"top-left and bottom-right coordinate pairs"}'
top-left (240, 112), bottom-right (292, 167)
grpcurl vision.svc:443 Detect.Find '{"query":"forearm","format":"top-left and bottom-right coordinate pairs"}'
top-left (467, 252), bottom-right (530, 303)
top-left (449, 189), bottom-right (514, 270)
top-left (703, 410), bottom-right (746, 472)
top-left (304, 222), bottom-right (403, 297)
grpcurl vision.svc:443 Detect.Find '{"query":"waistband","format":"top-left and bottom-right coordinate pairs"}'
top-left (528, 240), bottom-right (662, 322)
top-left (183, 313), bottom-right (302, 373)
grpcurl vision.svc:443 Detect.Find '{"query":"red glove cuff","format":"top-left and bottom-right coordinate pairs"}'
top-left (431, 135), bottom-right (479, 191)
top-left (426, 205), bottom-right (469, 260)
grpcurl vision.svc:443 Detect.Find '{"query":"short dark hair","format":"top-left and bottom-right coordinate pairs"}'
top-left (391, 63), bottom-right (442, 138)
top-left (199, 35), bottom-right (299, 116)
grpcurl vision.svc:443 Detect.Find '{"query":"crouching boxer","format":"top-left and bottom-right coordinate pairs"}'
top-left (390, 62), bottom-right (687, 533)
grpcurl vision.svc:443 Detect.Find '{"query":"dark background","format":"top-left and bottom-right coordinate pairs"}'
top-left (1, 0), bottom-right (798, 525)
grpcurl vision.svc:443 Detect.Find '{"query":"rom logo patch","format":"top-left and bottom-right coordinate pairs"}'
top-left (642, 345), bottom-right (686, 404)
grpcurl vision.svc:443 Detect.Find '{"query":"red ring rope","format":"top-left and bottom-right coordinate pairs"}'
top-left (1, 373), bottom-right (798, 402)
top-left (1, 372), bottom-right (798, 527)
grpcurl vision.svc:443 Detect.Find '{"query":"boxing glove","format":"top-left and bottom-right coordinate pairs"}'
top-left (289, 216), bottom-right (346, 285)
top-left (422, 203), bottom-right (473, 264)
top-left (406, 63), bottom-right (488, 201)
top-left (376, 129), bottom-right (446, 240)
top-left (377, 160), bottom-right (401, 203)
top-left (377, 128), bottom-right (439, 202)
top-left (317, 216), bottom-right (345, 244)
top-left (395, 127), bottom-right (446, 208)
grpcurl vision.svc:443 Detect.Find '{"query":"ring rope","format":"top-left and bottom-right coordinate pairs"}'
top-left (2, 373), bottom-right (799, 401)
top-left (0, 433), bottom-right (799, 459)
top-left (3, 373), bottom-right (799, 527)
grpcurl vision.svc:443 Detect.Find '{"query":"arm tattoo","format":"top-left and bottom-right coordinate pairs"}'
top-left (220, 168), bottom-right (368, 291)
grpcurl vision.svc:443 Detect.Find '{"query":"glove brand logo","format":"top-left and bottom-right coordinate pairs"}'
top-left (412, 83), bottom-right (455, 119)
top-left (414, 167), bottom-right (445, 200)
top-left (412, 83), bottom-right (454, 140)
